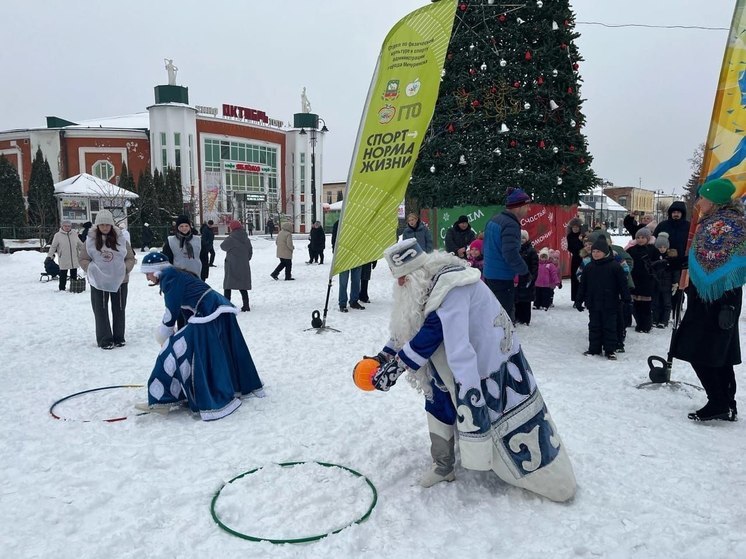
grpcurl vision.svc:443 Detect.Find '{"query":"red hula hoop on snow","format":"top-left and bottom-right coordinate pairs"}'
top-left (49, 384), bottom-right (146, 423)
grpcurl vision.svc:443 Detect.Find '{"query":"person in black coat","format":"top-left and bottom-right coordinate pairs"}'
top-left (670, 179), bottom-right (746, 421)
top-left (200, 220), bottom-right (216, 270)
top-left (514, 231), bottom-right (538, 326)
top-left (566, 218), bottom-right (584, 303)
top-left (359, 261), bottom-right (376, 303)
top-left (141, 223), bottom-right (154, 252)
top-left (307, 221), bottom-right (326, 264)
top-left (575, 237), bottom-right (631, 359)
top-left (653, 200), bottom-right (690, 311)
top-left (627, 227), bottom-right (659, 333)
top-left (444, 215), bottom-right (476, 258)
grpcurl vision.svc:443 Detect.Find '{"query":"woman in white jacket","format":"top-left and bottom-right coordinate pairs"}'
top-left (78, 211), bottom-right (136, 349)
top-left (47, 220), bottom-right (83, 291)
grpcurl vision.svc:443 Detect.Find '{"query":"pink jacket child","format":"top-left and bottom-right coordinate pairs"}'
top-left (467, 239), bottom-right (484, 277)
top-left (536, 249), bottom-right (560, 288)
top-left (549, 249), bottom-right (563, 287)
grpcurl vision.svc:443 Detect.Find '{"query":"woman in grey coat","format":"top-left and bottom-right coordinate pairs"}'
top-left (401, 213), bottom-right (434, 253)
top-left (220, 220), bottom-right (252, 311)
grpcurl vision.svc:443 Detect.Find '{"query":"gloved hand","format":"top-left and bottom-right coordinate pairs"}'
top-left (671, 283), bottom-right (678, 296)
top-left (518, 273), bottom-right (532, 289)
top-left (557, 282), bottom-right (563, 289)
top-left (371, 359), bottom-right (406, 391)
top-left (364, 351), bottom-right (392, 365)
top-left (574, 300), bottom-right (585, 312)
top-left (155, 323), bottom-right (174, 345)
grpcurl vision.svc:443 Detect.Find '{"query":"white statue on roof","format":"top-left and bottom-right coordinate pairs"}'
top-left (301, 87), bottom-right (312, 113)
top-left (165, 58), bottom-right (178, 85)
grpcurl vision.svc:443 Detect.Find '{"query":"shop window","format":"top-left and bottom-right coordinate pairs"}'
top-left (92, 160), bottom-right (115, 181)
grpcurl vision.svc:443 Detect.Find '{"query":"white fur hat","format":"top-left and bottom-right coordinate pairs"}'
top-left (383, 238), bottom-right (428, 278)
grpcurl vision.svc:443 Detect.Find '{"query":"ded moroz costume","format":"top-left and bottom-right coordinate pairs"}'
top-left (368, 238), bottom-right (576, 501)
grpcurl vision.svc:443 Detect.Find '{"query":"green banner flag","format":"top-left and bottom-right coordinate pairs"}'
top-left (331, 0), bottom-right (457, 276)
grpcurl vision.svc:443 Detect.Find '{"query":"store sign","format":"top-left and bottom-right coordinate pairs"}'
top-left (223, 162), bottom-right (272, 173)
top-left (195, 105), bottom-right (218, 116)
top-left (223, 103), bottom-right (269, 124)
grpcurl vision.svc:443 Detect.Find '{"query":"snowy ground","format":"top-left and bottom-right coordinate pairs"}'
top-left (1, 235), bottom-right (745, 559)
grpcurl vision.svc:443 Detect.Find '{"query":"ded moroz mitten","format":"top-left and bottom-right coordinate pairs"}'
top-left (372, 358), bottom-right (406, 391)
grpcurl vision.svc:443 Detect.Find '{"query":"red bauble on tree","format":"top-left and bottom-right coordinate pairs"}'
top-left (525, 50), bottom-right (532, 61)
top-left (538, 140), bottom-right (546, 148)
top-left (447, 123), bottom-right (455, 133)
top-left (513, 81), bottom-right (521, 88)
top-left (579, 157), bottom-right (586, 165)
top-left (537, 76), bottom-right (544, 85)
top-left (469, 68), bottom-right (477, 75)
top-left (572, 63), bottom-right (579, 70)
top-left (498, 14), bottom-right (507, 22)
top-left (567, 86), bottom-right (574, 93)
top-left (509, 140), bottom-right (517, 148)
top-left (459, 2), bottom-right (468, 11)
top-left (569, 145), bottom-right (576, 152)
top-left (471, 99), bottom-right (480, 108)
top-left (560, 43), bottom-right (568, 50)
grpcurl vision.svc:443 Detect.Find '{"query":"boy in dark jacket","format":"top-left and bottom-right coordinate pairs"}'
top-left (650, 232), bottom-right (680, 328)
top-left (576, 237), bottom-right (631, 360)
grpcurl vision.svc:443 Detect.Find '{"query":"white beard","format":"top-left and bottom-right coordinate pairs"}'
top-left (388, 252), bottom-right (466, 398)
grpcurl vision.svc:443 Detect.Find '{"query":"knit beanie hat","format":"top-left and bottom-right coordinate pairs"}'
top-left (455, 215), bottom-right (469, 225)
top-left (140, 250), bottom-right (171, 273)
top-left (61, 219), bottom-right (72, 227)
top-left (591, 236), bottom-right (609, 254)
top-left (469, 239), bottom-right (483, 252)
top-left (175, 215), bottom-right (191, 228)
top-left (229, 220), bottom-right (243, 231)
top-left (699, 178), bottom-right (736, 205)
top-left (635, 227), bottom-right (652, 240)
top-left (383, 238), bottom-right (429, 278)
top-left (655, 231), bottom-right (670, 249)
top-left (94, 210), bottom-right (115, 226)
top-left (505, 187), bottom-right (532, 209)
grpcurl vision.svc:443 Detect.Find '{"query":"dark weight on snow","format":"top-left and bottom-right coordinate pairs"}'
top-left (310, 310), bottom-right (323, 329)
top-left (647, 355), bottom-right (671, 384)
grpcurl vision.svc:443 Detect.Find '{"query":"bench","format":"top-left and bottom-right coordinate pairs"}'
top-left (2, 238), bottom-right (47, 254)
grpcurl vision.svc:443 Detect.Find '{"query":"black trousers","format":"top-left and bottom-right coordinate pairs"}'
top-left (633, 300), bottom-right (653, 332)
top-left (272, 258), bottom-right (293, 279)
top-left (224, 289), bottom-right (249, 307)
top-left (534, 287), bottom-right (553, 309)
top-left (515, 301), bottom-right (532, 325)
top-left (207, 245), bottom-right (216, 265)
top-left (652, 288), bottom-right (673, 325)
top-left (588, 309), bottom-right (618, 354)
top-left (90, 284), bottom-right (128, 346)
top-left (616, 300), bottom-right (627, 349)
top-left (485, 278), bottom-right (516, 323)
top-left (59, 268), bottom-right (78, 291)
top-left (692, 363), bottom-right (737, 411)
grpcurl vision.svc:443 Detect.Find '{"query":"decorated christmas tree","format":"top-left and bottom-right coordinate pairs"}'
top-left (409, 0), bottom-right (596, 208)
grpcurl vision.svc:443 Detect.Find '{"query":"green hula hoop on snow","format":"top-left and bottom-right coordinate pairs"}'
top-left (210, 461), bottom-right (378, 544)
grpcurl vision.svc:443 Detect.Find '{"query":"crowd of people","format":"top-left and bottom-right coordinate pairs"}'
top-left (41, 178), bottom-right (744, 429)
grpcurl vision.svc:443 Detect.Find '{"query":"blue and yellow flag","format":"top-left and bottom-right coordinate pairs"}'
top-left (331, 0), bottom-right (457, 276)
top-left (701, 0), bottom-right (746, 196)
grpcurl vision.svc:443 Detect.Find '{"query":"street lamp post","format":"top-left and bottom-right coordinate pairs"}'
top-left (299, 117), bottom-right (329, 228)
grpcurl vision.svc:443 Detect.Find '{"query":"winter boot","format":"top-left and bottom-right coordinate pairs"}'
top-left (687, 401), bottom-right (730, 421)
top-left (420, 415), bottom-right (456, 488)
top-left (241, 293), bottom-right (250, 312)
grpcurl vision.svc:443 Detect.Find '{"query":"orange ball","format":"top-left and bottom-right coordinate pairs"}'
top-left (352, 358), bottom-right (380, 391)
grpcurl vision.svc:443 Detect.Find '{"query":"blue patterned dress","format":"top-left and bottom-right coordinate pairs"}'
top-left (146, 266), bottom-right (263, 420)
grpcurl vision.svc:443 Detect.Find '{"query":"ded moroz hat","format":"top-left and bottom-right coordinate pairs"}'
top-left (383, 238), bottom-right (429, 278)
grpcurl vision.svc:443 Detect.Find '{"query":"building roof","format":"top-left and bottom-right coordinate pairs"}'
top-left (54, 173), bottom-right (138, 199)
top-left (65, 113), bottom-right (150, 130)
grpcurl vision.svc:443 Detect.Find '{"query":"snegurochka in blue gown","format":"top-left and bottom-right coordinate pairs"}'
top-left (146, 265), bottom-right (264, 420)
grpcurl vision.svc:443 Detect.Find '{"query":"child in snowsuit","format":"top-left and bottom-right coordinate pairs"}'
top-left (514, 230), bottom-right (538, 325)
top-left (534, 247), bottom-right (560, 310)
top-left (627, 227), bottom-right (659, 333)
top-left (548, 249), bottom-right (563, 306)
top-left (576, 236), bottom-right (631, 360)
top-left (650, 232), bottom-right (680, 328)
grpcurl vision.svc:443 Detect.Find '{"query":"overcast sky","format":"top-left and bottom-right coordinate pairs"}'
top-left (0, 0), bottom-right (735, 194)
